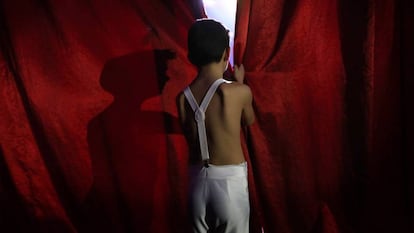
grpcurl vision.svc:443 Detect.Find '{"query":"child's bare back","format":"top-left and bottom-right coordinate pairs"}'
top-left (177, 75), bottom-right (254, 165)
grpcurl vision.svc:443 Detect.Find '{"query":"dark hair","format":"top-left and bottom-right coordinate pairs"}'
top-left (187, 19), bottom-right (229, 67)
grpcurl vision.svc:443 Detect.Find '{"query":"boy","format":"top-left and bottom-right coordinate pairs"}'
top-left (176, 19), bottom-right (255, 233)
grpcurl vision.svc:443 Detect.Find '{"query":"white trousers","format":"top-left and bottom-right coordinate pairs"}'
top-left (188, 162), bottom-right (250, 233)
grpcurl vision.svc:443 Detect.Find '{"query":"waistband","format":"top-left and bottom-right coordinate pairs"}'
top-left (189, 162), bottom-right (248, 179)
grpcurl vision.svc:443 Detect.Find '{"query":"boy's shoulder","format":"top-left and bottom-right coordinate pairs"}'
top-left (219, 81), bottom-right (252, 97)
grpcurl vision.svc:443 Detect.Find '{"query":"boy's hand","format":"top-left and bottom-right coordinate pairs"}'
top-left (234, 64), bottom-right (245, 83)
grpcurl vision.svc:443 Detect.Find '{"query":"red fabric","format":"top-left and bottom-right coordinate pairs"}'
top-left (0, 1), bottom-right (200, 232)
top-left (0, 1), bottom-right (412, 233)
top-left (235, 0), bottom-right (412, 233)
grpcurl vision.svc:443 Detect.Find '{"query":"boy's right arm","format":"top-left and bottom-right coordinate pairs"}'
top-left (233, 64), bottom-right (245, 83)
top-left (241, 85), bottom-right (255, 126)
top-left (234, 64), bottom-right (254, 126)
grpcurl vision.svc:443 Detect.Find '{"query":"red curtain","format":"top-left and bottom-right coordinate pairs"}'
top-left (0, 0), bottom-right (412, 233)
top-left (235, 0), bottom-right (412, 233)
top-left (0, 0), bottom-right (202, 232)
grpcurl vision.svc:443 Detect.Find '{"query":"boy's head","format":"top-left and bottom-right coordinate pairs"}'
top-left (187, 19), bottom-right (230, 68)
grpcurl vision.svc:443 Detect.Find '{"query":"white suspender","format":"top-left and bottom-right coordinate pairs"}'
top-left (183, 78), bottom-right (230, 163)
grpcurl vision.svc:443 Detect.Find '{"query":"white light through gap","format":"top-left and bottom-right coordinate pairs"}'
top-left (202, 0), bottom-right (237, 65)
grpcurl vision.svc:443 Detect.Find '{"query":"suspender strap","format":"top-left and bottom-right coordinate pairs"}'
top-left (183, 78), bottom-right (230, 162)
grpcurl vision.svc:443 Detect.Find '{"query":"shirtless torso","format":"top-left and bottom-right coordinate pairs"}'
top-left (176, 76), bottom-right (254, 166)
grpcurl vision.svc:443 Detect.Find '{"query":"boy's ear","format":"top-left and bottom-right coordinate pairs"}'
top-left (223, 48), bottom-right (230, 61)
